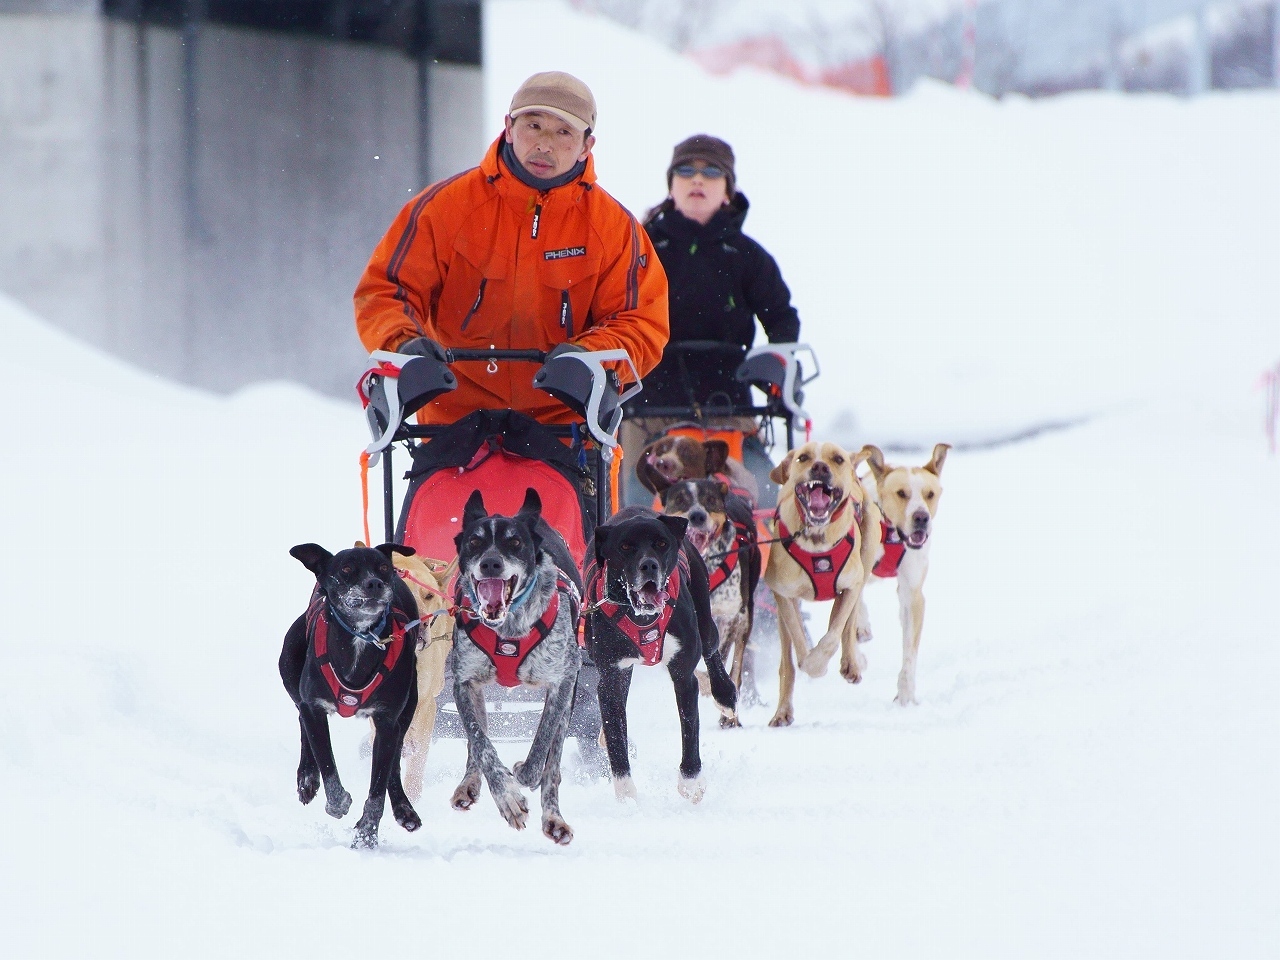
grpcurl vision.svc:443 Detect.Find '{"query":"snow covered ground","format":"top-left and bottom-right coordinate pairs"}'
top-left (2, 1), bottom-right (1278, 957)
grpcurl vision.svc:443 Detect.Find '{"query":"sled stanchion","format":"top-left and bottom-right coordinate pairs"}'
top-left (383, 444), bottom-right (395, 544)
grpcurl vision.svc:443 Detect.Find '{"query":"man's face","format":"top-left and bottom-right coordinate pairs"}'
top-left (504, 111), bottom-right (595, 180)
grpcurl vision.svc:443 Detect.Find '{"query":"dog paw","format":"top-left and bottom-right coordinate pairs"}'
top-left (393, 802), bottom-right (421, 833)
top-left (767, 706), bottom-right (794, 727)
top-left (694, 669), bottom-right (712, 698)
top-left (839, 661), bottom-right (863, 684)
top-left (493, 782), bottom-right (529, 830)
top-left (799, 640), bottom-right (837, 678)
top-left (512, 759), bottom-right (542, 790)
top-left (856, 627), bottom-right (873, 644)
top-left (718, 711), bottom-right (742, 729)
top-left (613, 775), bottom-right (638, 802)
top-left (677, 773), bottom-right (706, 804)
top-left (325, 789), bottom-right (352, 819)
top-left (895, 682), bottom-right (918, 706)
top-left (543, 814), bottom-right (574, 846)
top-left (350, 823), bottom-right (379, 850)
top-left (297, 770), bottom-right (319, 805)
top-left (450, 776), bottom-right (481, 811)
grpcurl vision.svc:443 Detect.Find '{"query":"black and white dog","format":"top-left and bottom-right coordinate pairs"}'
top-left (449, 488), bottom-right (582, 845)
top-left (661, 479), bottom-right (762, 714)
top-left (280, 542), bottom-right (422, 849)
top-left (584, 507), bottom-right (738, 803)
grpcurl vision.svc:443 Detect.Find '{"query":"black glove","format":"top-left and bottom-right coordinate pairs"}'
top-left (399, 337), bottom-right (449, 362)
top-left (545, 342), bottom-right (587, 362)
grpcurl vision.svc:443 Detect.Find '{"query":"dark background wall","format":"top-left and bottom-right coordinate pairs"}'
top-left (0, 0), bottom-right (483, 398)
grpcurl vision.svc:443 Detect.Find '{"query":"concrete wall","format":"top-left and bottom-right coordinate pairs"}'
top-left (0, 10), bottom-right (485, 398)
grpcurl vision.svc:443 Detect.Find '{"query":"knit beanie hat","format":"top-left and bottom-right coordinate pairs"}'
top-left (666, 134), bottom-right (736, 197)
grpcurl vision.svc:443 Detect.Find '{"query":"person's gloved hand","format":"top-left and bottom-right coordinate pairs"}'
top-left (545, 342), bottom-right (587, 362)
top-left (398, 337), bottom-right (449, 362)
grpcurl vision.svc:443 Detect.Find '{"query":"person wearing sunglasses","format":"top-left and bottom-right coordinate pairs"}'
top-left (621, 134), bottom-right (801, 506)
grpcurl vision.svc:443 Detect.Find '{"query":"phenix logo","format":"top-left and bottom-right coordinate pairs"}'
top-left (544, 246), bottom-right (586, 260)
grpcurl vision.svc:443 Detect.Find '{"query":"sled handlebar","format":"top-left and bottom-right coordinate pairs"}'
top-left (445, 348), bottom-right (547, 363)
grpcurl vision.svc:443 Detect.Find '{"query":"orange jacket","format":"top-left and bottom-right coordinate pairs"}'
top-left (355, 134), bottom-right (669, 426)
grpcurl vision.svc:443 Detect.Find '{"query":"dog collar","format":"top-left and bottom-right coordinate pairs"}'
top-left (872, 520), bottom-right (906, 578)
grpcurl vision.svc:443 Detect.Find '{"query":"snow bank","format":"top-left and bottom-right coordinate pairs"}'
top-left (1, 1), bottom-right (1278, 956)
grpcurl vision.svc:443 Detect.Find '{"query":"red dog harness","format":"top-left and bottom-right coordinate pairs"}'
top-left (455, 575), bottom-right (576, 687)
top-left (707, 518), bottom-right (752, 593)
top-left (305, 589), bottom-right (411, 718)
top-left (872, 520), bottom-right (907, 578)
top-left (775, 496), bottom-right (866, 602)
top-left (585, 555), bottom-right (688, 666)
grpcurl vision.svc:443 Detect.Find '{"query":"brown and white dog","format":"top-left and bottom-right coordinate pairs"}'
top-left (763, 441), bottom-right (875, 726)
top-left (854, 443), bottom-right (949, 705)
top-left (637, 434), bottom-right (760, 504)
top-left (358, 544), bottom-right (456, 801)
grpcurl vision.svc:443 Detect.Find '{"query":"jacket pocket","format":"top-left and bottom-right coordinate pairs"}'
top-left (460, 279), bottom-right (487, 331)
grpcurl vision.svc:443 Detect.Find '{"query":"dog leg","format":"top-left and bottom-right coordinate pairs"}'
top-left (403, 639), bottom-right (449, 801)
top-left (895, 578), bottom-right (926, 706)
top-left (353, 713), bottom-right (416, 848)
top-left (839, 603), bottom-right (866, 684)
top-left (597, 664), bottom-right (636, 800)
top-left (385, 689), bottom-right (422, 835)
top-left (452, 676), bottom-right (528, 830)
top-left (669, 666), bottom-right (705, 801)
top-left (855, 596), bottom-right (874, 644)
top-left (800, 587), bottom-right (861, 678)
top-left (449, 680), bottom-right (486, 811)
top-left (295, 720), bottom-right (320, 805)
top-left (297, 704), bottom-right (351, 818)
top-left (536, 676), bottom-right (577, 845)
top-left (769, 593), bottom-right (802, 726)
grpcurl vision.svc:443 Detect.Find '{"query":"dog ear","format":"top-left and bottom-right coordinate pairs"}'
top-left (463, 489), bottom-right (488, 529)
top-left (516, 487), bottom-right (543, 524)
top-left (925, 443), bottom-right (951, 477)
top-left (658, 513), bottom-right (689, 542)
top-left (635, 455), bottom-right (668, 495)
top-left (658, 485), bottom-right (672, 507)
top-left (861, 445), bottom-right (888, 483)
top-left (289, 543), bottom-right (333, 577)
top-left (374, 543), bottom-right (415, 558)
top-left (702, 440), bottom-right (730, 475)
top-left (716, 480), bottom-right (730, 497)
top-left (769, 450), bottom-right (795, 485)
top-left (593, 526), bottom-right (614, 566)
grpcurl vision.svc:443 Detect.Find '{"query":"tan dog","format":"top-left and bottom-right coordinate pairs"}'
top-left (763, 441), bottom-right (874, 726)
top-left (357, 543), bottom-right (456, 801)
top-left (855, 444), bottom-right (949, 705)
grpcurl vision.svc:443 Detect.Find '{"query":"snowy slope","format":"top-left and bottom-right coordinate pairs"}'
top-left (2, 1), bottom-right (1279, 956)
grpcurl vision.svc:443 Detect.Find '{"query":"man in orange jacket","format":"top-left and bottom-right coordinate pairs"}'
top-left (355, 71), bottom-right (669, 427)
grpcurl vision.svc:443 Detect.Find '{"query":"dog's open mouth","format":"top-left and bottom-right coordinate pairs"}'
top-left (905, 529), bottom-right (929, 549)
top-left (626, 578), bottom-right (669, 617)
top-left (685, 526), bottom-right (715, 555)
top-left (474, 576), bottom-right (517, 622)
top-left (796, 480), bottom-right (842, 525)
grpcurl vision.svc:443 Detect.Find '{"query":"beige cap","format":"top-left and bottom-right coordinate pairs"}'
top-left (509, 71), bottom-right (597, 133)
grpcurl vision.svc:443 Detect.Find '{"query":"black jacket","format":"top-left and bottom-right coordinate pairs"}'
top-left (633, 194), bottom-right (801, 411)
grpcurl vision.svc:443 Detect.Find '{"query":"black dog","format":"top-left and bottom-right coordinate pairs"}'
top-left (280, 542), bottom-right (422, 848)
top-left (661, 479), bottom-right (762, 713)
top-left (584, 507), bottom-right (738, 803)
top-left (449, 488), bottom-right (582, 845)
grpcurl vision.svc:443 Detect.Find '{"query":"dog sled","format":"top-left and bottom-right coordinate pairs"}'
top-left (357, 346), bottom-right (639, 755)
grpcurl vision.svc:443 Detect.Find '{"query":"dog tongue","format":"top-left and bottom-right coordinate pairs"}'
top-left (807, 486), bottom-right (832, 512)
top-left (476, 578), bottom-right (506, 614)
top-left (639, 583), bottom-right (668, 608)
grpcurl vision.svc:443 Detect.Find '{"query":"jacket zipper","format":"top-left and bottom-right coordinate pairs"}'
top-left (460, 278), bottom-right (487, 331)
top-left (560, 290), bottom-right (574, 337)
top-left (531, 199), bottom-right (543, 239)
